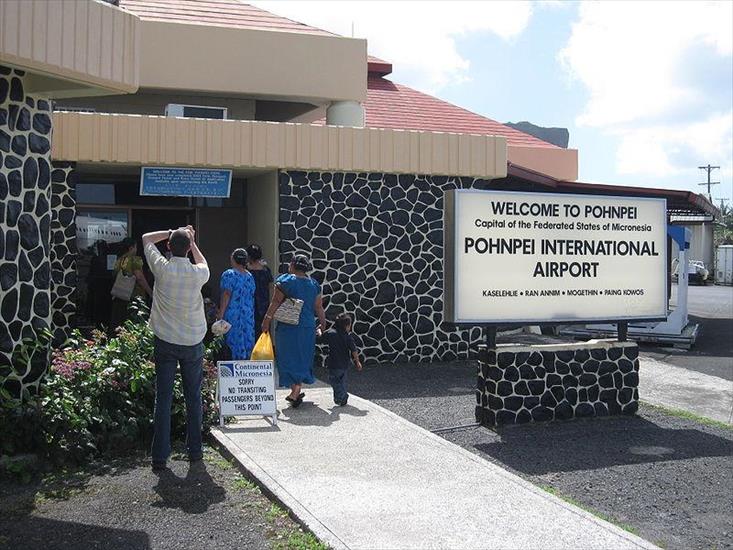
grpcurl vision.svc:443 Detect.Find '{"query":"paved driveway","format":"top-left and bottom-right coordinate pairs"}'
top-left (642, 284), bottom-right (733, 380)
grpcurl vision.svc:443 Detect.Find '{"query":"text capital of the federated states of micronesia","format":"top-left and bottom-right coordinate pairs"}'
top-left (481, 288), bottom-right (646, 297)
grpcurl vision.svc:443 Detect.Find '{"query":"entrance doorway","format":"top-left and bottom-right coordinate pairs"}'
top-left (75, 207), bottom-right (194, 327)
top-left (132, 207), bottom-right (196, 296)
top-left (73, 173), bottom-right (249, 328)
top-left (131, 209), bottom-right (195, 253)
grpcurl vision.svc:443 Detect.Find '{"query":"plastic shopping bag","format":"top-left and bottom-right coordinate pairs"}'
top-left (250, 332), bottom-right (275, 361)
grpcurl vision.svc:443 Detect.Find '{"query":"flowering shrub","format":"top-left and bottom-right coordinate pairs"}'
top-left (0, 331), bottom-right (50, 456)
top-left (1, 299), bottom-right (222, 464)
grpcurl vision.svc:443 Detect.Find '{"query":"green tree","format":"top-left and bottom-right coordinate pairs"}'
top-left (714, 201), bottom-right (733, 246)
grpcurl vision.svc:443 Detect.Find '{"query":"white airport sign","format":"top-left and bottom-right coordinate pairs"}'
top-left (444, 189), bottom-right (668, 324)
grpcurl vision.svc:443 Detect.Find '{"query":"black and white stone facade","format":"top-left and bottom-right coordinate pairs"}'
top-left (278, 170), bottom-right (487, 363)
top-left (1, 66), bottom-right (54, 397)
top-left (49, 162), bottom-right (77, 344)
top-left (475, 341), bottom-right (640, 426)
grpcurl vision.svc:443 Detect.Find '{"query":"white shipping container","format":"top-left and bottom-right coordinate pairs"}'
top-left (715, 245), bottom-right (733, 285)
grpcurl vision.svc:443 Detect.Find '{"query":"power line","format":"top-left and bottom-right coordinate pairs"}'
top-left (698, 164), bottom-right (720, 199)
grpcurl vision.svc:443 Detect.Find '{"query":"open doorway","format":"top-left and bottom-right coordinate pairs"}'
top-left (74, 208), bottom-right (194, 327)
top-left (132, 207), bottom-right (196, 293)
top-left (73, 171), bottom-right (252, 329)
top-left (132, 209), bottom-right (195, 256)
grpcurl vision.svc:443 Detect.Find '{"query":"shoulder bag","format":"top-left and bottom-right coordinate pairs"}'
top-left (273, 282), bottom-right (304, 325)
top-left (110, 257), bottom-right (136, 301)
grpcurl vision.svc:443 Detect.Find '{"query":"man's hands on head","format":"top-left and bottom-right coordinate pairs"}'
top-left (142, 229), bottom-right (172, 246)
top-left (178, 225), bottom-right (195, 242)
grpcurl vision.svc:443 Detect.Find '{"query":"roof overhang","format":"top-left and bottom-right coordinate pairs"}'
top-left (368, 56), bottom-right (393, 76)
top-left (669, 215), bottom-right (715, 224)
top-left (559, 180), bottom-right (721, 219)
top-left (0, 0), bottom-right (140, 98)
top-left (135, 19), bottom-right (366, 105)
top-left (52, 112), bottom-right (507, 179)
top-left (505, 163), bottom-right (721, 219)
top-left (507, 144), bottom-right (578, 181)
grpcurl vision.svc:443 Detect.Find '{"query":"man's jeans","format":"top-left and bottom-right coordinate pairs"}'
top-left (152, 337), bottom-right (204, 463)
top-left (328, 368), bottom-right (348, 404)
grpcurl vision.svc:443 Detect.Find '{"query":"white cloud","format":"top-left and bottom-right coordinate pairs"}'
top-left (560, 1), bottom-right (733, 187)
top-left (249, 1), bottom-right (533, 93)
top-left (560, 1), bottom-right (732, 128)
top-left (615, 111), bottom-right (733, 178)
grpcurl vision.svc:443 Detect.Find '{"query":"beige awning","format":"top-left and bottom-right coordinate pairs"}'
top-left (52, 112), bottom-right (508, 179)
top-left (0, 0), bottom-right (139, 97)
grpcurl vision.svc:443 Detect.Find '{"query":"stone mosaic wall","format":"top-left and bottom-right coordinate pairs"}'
top-left (1, 66), bottom-right (54, 396)
top-left (475, 341), bottom-right (640, 426)
top-left (49, 162), bottom-right (77, 344)
top-left (278, 171), bottom-right (486, 363)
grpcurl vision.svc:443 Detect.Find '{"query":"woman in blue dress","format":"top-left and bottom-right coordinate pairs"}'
top-left (246, 243), bottom-right (274, 340)
top-left (218, 248), bottom-right (256, 360)
top-left (262, 254), bottom-right (326, 408)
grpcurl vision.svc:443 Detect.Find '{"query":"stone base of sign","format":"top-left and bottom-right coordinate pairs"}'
top-left (475, 340), bottom-right (639, 426)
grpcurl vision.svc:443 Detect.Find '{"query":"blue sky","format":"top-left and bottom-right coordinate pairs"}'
top-left (255, 1), bottom-right (732, 207)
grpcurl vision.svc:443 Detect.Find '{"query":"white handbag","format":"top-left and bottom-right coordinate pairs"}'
top-left (110, 260), bottom-right (136, 301)
top-left (273, 283), bottom-right (304, 325)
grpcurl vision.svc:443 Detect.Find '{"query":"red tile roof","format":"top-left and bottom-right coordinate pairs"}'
top-left (119, 1), bottom-right (556, 148)
top-left (368, 55), bottom-right (392, 76)
top-left (119, 0), bottom-right (334, 35)
top-left (363, 75), bottom-right (557, 148)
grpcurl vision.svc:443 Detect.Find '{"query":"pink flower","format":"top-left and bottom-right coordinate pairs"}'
top-left (50, 355), bottom-right (92, 380)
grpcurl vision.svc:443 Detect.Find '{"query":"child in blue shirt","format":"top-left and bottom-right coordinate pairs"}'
top-left (317, 313), bottom-right (363, 406)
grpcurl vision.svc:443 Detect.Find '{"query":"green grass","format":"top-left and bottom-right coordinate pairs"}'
top-left (205, 453), bottom-right (234, 470)
top-left (266, 503), bottom-right (289, 521)
top-left (273, 530), bottom-right (329, 550)
top-left (641, 402), bottom-right (732, 430)
top-left (265, 503), bottom-right (329, 549)
top-left (203, 445), bottom-right (328, 549)
top-left (231, 475), bottom-right (257, 491)
top-left (538, 484), bottom-right (640, 536)
top-left (34, 469), bottom-right (90, 504)
top-left (35, 486), bottom-right (84, 502)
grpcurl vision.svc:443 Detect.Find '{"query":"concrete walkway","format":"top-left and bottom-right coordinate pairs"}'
top-left (639, 356), bottom-right (733, 424)
top-left (213, 388), bottom-right (656, 550)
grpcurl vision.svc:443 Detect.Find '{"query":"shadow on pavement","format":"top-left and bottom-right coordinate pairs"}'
top-left (475, 415), bottom-right (733, 475)
top-left (152, 462), bottom-right (225, 514)
top-left (645, 316), bottom-right (733, 358)
top-left (224, 416), bottom-right (281, 434)
top-left (335, 361), bottom-right (477, 401)
top-left (0, 517), bottom-right (151, 549)
top-left (278, 402), bottom-right (369, 427)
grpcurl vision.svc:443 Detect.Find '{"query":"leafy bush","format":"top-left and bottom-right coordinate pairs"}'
top-left (0, 331), bottom-right (50, 456)
top-left (1, 299), bottom-right (222, 464)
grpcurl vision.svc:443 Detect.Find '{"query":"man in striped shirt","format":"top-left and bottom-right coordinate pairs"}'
top-left (143, 225), bottom-right (210, 472)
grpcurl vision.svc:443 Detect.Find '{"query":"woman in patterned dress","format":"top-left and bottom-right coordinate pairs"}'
top-left (261, 254), bottom-right (326, 408)
top-left (217, 248), bottom-right (256, 360)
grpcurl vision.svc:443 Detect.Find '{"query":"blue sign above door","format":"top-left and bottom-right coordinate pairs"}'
top-left (140, 167), bottom-right (232, 198)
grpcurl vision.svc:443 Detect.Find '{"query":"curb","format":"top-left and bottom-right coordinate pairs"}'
top-left (209, 428), bottom-right (349, 550)
top-left (211, 390), bottom-right (659, 550)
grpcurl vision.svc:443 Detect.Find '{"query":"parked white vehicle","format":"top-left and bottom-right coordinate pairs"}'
top-left (672, 258), bottom-right (709, 284)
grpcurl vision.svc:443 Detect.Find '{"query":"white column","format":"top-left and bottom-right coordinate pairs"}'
top-left (326, 101), bottom-right (365, 127)
top-left (677, 230), bottom-right (690, 329)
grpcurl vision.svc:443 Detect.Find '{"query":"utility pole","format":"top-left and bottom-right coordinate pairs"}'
top-left (698, 164), bottom-right (720, 200)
